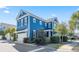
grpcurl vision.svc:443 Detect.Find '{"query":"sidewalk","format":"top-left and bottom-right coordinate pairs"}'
top-left (57, 41), bottom-right (78, 52)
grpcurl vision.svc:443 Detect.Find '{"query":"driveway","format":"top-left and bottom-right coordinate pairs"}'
top-left (0, 40), bottom-right (18, 52)
top-left (13, 43), bottom-right (56, 52)
top-left (0, 40), bottom-right (56, 52)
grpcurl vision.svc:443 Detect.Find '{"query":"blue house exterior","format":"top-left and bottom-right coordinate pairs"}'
top-left (16, 10), bottom-right (58, 43)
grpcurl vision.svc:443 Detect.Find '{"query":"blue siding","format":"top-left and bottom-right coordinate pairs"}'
top-left (17, 16), bottom-right (28, 31)
top-left (29, 16), bottom-right (45, 39)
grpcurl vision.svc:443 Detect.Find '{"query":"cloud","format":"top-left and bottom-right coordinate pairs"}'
top-left (0, 6), bottom-right (8, 9)
top-left (3, 10), bottom-right (10, 14)
top-left (77, 8), bottom-right (79, 11)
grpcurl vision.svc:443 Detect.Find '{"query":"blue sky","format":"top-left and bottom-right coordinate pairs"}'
top-left (0, 6), bottom-right (79, 25)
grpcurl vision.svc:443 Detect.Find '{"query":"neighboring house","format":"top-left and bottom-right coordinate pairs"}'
top-left (16, 10), bottom-right (58, 43)
top-left (0, 23), bottom-right (16, 40)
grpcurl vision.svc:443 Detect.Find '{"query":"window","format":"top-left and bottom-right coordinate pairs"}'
top-left (51, 31), bottom-right (52, 36)
top-left (40, 21), bottom-right (42, 25)
top-left (33, 18), bottom-right (36, 23)
top-left (24, 17), bottom-right (27, 25)
top-left (46, 31), bottom-right (49, 37)
top-left (48, 23), bottom-right (51, 28)
top-left (17, 20), bottom-right (19, 27)
top-left (25, 17), bottom-right (27, 23)
top-left (17, 19), bottom-right (21, 27)
top-left (45, 23), bottom-right (47, 26)
top-left (21, 18), bottom-right (23, 27)
top-left (33, 30), bottom-right (36, 38)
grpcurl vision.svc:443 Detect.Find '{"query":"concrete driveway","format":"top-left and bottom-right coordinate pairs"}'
top-left (0, 40), bottom-right (18, 52)
top-left (0, 40), bottom-right (56, 52)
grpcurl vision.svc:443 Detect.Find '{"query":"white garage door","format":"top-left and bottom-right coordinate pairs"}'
top-left (17, 32), bottom-right (27, 43)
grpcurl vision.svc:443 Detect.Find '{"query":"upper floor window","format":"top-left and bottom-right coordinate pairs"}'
top-left (45, 23), bottom-right (47, 26)
top-left (40, 21), bottom-right (42, 25)
top-left (33, 18), bottom-right (36, 23)
top-left (48, 23), bottom-right (51, 28)
top-left (21, 18), bottom-right (23, 27)
top-left (17, 19), bottom-right (21, 27)
top-left (24, 17), bottom-right (27, 25)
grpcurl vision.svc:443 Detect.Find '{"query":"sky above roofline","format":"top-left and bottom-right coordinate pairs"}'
top-left (0, 6), bottom-right (79, 25)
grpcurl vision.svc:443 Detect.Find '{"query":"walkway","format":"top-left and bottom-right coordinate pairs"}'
top-left (57, 41), bottom-right (79, 52)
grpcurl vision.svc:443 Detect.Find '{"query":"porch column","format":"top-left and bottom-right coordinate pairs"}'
top-left (49, 30), bottom-right (51, 37)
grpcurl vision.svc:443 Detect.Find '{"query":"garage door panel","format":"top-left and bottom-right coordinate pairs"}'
top-left (17, 32), bottom-right (27, 43)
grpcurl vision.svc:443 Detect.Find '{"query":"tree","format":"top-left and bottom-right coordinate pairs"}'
top-left (69, 10), bottom-right (79, 32)
top-left (5, 27), bottom-right (16, 40)
top-left (55, 23), bottom-right (68, 42)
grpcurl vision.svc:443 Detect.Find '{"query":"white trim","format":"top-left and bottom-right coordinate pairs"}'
top-left (16, 14), bottom-right (28, 20)
top-left (44, 30), bottom-right (53, 31)
top-left (17, 29), bottom-right (28, 33)
top-left (28, 16), bottom-right (30, 38)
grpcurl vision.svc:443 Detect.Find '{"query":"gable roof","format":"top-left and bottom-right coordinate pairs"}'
top-left (16, 10), bottom-right (27, 19)
top-left (16, 10), bottom-right (58, 23)
top-left (16, 10), bottom-right (46, 21)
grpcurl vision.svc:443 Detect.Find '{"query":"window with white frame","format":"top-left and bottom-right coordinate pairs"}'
top-left (24, 17), bottom-right (27, 25)
top-left (40, 21), bottom-right (42, 25)
top-left (33, 30), bottom-right (36, 38)
top-left (45, 23), bottom-right (47, 26)
top-left (48, 23), bottom-right (51, 28)
top-left (17, 20), bottom-right (19, 27)
top-left (33, 18), bottom-right (36, 23)
top-left (21, 18), bottom-right (23, 27)
top-left (18, 19), bottom-right (21, 27)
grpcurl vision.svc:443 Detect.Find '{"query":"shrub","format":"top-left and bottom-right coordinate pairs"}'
top-left (50, 36), bottom-right (60, 43)
top-left (23, 38), bottom-right (29, 43)
top-left (34, 29), bottom-right (46, 45)
top-left (35, 38), bottom-right (46, 45)
top-left (62, 36), bottom-right (68, 42)
top-left (45, 37), bottom-right (51, 44)
top-left (2, 36), bottom-right (6, 40)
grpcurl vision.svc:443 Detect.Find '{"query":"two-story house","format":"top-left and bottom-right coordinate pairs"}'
top-left (16, 10), bottom-right (58, 43)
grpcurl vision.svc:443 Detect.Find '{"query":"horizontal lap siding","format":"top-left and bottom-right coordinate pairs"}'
top-left (29, 16), bottom-right (45, 40)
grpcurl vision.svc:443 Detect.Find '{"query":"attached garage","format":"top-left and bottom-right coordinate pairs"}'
top-left (17, 32), bottom-right (28, 43)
